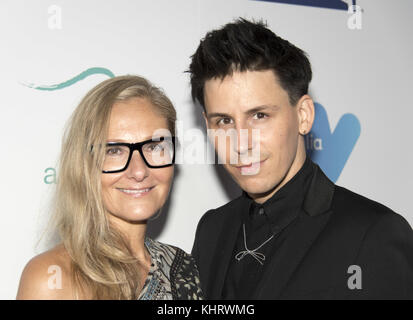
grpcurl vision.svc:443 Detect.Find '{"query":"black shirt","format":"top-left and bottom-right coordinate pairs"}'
top-left (222, 157), bottom-right (315, 299)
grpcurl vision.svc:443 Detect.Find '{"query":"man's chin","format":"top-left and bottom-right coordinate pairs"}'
top-left (234, 176), bottom-right (281, 199)
top-left (238, 182), bottom-right (270, 196)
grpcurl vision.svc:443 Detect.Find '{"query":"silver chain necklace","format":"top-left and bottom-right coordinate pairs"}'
top-left (235, 223), bottom-right (275, 265)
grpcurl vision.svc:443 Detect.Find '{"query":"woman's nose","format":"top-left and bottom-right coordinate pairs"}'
top-left (126, 150), bottom-right (150, 181)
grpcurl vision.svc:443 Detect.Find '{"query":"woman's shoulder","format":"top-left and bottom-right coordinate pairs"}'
top-left (146, 238), bottom-right (199, 277)
top-left (146, 238), bottom-right (203, 300)
top-left (16, 244), bottom-right (74, 300)
top-left (146, 238), bottom-right (194, 263)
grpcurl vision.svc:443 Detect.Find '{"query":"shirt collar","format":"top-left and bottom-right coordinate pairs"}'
top-left (242, 156), bottom-right (315, 233)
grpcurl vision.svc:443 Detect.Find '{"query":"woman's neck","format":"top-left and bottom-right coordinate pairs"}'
top-left (107, 214), bottom-right (151, 265)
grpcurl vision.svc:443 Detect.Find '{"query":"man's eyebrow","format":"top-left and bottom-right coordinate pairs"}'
top-left (206, 105), bottom-right (279, 119)
top-left (206, 112), bottom-right (231, 119)
top-left (245, 105), bottom-right (279, 115)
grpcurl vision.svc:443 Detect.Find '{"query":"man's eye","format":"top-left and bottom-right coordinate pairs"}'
top-left (217, 118), bottom-right (232, 125)
top-left (253, 112), bottom-right (268, 120)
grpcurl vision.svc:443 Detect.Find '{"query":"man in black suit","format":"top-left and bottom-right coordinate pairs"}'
top-left (187, 18), bottom-right (413, 299)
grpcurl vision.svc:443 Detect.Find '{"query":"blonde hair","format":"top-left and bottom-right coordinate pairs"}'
top-left (51, 75), bottom-right (176, 299)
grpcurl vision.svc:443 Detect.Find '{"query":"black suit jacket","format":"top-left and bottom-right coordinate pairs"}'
top-left (192, 165), bottom-right (413, 299)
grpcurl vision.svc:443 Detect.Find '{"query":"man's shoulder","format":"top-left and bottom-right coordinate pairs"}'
top-left (332, 185), bottom-right (395, 217)
top-left (330, 185), bottom-right (410, 235)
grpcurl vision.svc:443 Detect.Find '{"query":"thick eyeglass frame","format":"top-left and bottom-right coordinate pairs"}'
top-left (102, 136), bottom-right (176, 173)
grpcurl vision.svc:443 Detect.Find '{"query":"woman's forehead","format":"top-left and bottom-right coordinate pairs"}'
top-left (107, 98), bottom-right (169, 141)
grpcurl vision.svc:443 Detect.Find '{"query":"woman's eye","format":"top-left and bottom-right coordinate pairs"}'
top-left (106, 147), bottom-right (123, 156)
top-left (145, 142), bottom-right (165, 152)
top-left (150, 144), bottom-right (164, 152)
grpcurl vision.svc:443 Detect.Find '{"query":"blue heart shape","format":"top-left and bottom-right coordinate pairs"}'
top-left (306, 103), bottom-right (361, 183)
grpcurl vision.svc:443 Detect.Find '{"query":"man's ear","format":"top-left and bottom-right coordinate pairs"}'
top-left (202, 111), bottom-right (210, 129)
top-left (297, 95), bottom-right (315, 135)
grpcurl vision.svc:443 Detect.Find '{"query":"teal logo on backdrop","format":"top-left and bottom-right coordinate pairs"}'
top-left (44, 167), bottom-right (57, 184)
top-left (22, 67), bottom-right (114, 91)
top-left (251, 0), bottom-right (355, 10)
top-left (306, 103), bottom-right (361, 182)
top-left (21, 67), bottom-right (115, 183)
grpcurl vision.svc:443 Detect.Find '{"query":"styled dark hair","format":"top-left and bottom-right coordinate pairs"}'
top-left (188, 18), bottom-right (312, 109)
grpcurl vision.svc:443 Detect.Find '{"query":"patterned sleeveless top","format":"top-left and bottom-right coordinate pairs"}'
top-left (137, 238), bottom-right (203, 300)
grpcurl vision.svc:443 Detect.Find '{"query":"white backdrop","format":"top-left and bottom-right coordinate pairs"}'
top-left (1, 0), bottom-right (412, 299)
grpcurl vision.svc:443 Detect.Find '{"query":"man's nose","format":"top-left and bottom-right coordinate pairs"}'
top-left (233, 126), bottom-right (254, 155)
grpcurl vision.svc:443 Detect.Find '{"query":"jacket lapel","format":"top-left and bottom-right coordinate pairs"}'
top-left (207, 198), bottom-right (245, 299)
top-left (254, 164), bottom-right (335, 299)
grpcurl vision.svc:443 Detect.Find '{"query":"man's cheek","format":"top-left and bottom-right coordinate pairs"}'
top-left (213, 135), bottom-right (234, 164)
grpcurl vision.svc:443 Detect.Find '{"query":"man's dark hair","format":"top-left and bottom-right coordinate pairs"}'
top-left (188, 18), bottom-right (312, 109)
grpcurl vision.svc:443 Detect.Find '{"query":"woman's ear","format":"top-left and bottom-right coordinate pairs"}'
top-left (297, 95), bottom-right (315, 135)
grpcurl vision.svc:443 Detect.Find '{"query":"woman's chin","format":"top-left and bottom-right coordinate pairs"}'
top-left (107, 209), bottom-right (159, 225)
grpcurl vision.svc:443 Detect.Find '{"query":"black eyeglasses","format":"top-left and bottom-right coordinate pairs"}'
top-left (102, 136), bottom-right (175, 173)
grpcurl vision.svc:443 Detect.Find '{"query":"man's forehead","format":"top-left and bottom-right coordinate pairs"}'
top-left (205, 69), bottom-right (277, 88)
top-left (204, 78), bottom-right (288, 117)
top-left (204, 70), bottom-right (286, 105)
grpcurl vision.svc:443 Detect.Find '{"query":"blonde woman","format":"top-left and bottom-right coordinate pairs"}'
top-left (16, 75), bottom-right (203, 300)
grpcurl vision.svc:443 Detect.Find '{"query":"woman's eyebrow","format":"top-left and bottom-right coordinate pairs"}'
top-left (106, 138), bottom-right (128, 143)
top-left (106, 134), bottom-right (167, 143)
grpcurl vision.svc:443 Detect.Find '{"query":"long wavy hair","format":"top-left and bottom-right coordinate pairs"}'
top-left (51, 75), bottom-right (176, 299)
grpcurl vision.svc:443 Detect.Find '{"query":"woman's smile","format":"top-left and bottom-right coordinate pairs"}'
top-left (116, 186), bottom-right (154, 197)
